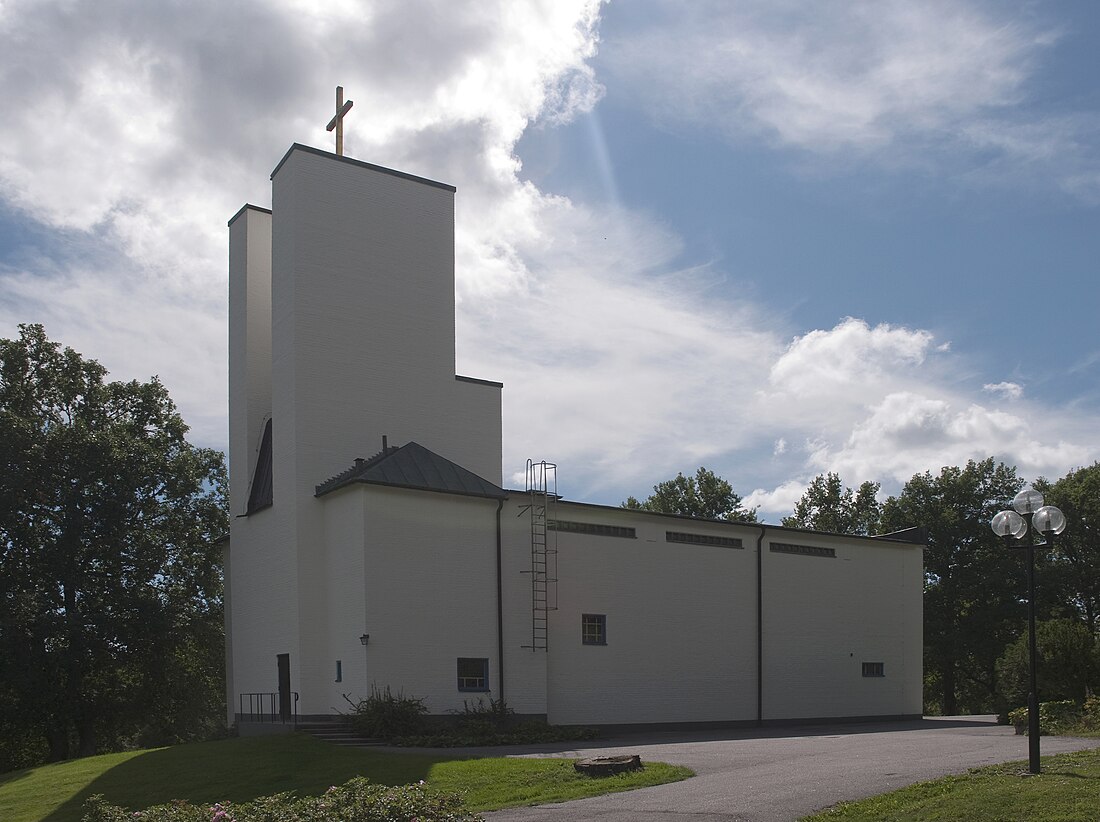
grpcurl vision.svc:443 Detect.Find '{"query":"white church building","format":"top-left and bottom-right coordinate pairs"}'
top-left (225, 143), bottom-right (924, 731)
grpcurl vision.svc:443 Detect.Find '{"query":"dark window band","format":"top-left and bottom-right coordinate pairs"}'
top-left (770, 542), bottom-right (836, 558)
top-left (666, 531), bottom-right (743, 548)
top-left (549, 520), bottom-right (636, 539)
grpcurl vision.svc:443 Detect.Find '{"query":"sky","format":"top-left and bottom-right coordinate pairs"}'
top-left (1, 0), bottom-right (1098, 521)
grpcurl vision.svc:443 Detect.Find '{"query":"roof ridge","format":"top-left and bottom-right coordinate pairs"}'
top-left (316, 444), bottom-right (401, 493)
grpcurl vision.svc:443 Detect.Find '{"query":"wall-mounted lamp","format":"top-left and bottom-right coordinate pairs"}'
top-left (359, 634), bottom-right (370, 646)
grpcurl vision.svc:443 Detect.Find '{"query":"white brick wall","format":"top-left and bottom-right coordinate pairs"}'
top-left (359, 487), bottom-right (500, 714)
top-left (228, 147), bottom-right (505, 719)
top-left (761, 533), bottom-right (923, 720)
top-left (545, 509), bottom-right (757, 725)
top-left (226, 145), bottom-right (923, 728)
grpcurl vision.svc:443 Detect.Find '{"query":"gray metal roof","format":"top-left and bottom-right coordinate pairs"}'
top-left (315, 441), bottom-right (506, 500)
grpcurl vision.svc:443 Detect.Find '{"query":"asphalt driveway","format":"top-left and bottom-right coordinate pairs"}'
top-left (474, 716), bottom-right (1100, 821)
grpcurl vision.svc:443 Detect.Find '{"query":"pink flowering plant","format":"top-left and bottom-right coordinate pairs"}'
top-left (81, 777), bottom-right (480, 822)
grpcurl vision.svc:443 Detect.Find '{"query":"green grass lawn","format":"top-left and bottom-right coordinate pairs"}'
top-left (803, 747), bottom-right (1100, 821)
top-left (0, 733), bottom-right (692, 822)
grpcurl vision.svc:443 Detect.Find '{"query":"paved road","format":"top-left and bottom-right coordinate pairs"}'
top-left (473, 716), bottom-right (1100, 821)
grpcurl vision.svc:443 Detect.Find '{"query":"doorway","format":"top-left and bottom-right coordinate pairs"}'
top-left (277, 653), bottom-right (291, 721)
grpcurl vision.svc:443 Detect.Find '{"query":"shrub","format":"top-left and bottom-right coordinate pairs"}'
top-left (347, 685), bottom-right (428, 740)
top-left (1008, 700), bottom-right (1082, 735)
top-left (1080, 696), bottom-right (1100, 731)
top-left (1040, 699), bottom-right (1081, 733)
top-left (81, 776), bottom-right (480, 822)
top-left (449, 695), bottom-right (516, 738)
top-left (1008, 706), bottom-right (1028, 735)
top-left (996, 619), bottom-right (1100, 709)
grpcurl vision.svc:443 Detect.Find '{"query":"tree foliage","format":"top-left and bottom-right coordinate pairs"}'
top-left (1034, 463), bottom-right (1100, 632)
top-left (995, 618), bottom-right (1099, 710)
top-left (781, 473), bottom-right (881, 534)
top-left (0, 325), bottom-right (228, 767)
top-left (878, 458), bottom-right (1024, 715)
top-left (623, 467), bottom-right (758, 522)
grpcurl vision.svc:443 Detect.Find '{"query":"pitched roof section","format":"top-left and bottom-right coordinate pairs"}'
top-left (315, 441), bottom-right (506, 500)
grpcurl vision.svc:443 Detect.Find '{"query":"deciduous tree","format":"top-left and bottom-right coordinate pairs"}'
top-left (1035, 463), bottom-right (1100, 632)
top-left (995, 618), bottom-right (1099, 709)
top-left (623, 467), bottom-right (758, 522)
top-left (879, 458), bottom-right (1024, 715)
top-left (781, 472), bottom-right (881, 534)
top-left (0, 325), bottom-right (227, 765)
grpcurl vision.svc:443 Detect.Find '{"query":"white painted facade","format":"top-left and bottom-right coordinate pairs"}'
top-left (226, 145), bottom-right (924, 729)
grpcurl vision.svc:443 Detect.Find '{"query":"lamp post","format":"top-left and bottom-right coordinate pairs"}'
top-left (990, 489), bottom-right (1066, 775)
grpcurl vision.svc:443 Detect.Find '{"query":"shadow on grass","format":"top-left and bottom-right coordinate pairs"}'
top-left (405, 716), bottom-right (1007, 758)
top-left (0, 767), bottom-right (34, 789)
top-left (40, 734), bottom-right (441, 822)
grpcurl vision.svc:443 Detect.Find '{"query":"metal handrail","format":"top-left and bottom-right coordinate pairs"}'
top-left (238, 691), bottom-right (298, 724)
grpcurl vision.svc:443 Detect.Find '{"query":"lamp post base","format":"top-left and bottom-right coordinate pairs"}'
top-left (1028, 691), bottom-right (1041, 774)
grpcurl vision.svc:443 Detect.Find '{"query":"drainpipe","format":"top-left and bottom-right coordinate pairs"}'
top-left (496, 497), bottom-right (505, 701)
top-left (756, 523), bottom-right (766, 726)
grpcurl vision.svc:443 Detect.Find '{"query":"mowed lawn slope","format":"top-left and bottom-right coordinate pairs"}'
top-left (803, 747), bottom-right (1100, 821)
top-left (0, 733), bottom-right (692, 822)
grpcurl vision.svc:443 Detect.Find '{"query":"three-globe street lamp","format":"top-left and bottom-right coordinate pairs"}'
top-left (990, 489), bottom-right (1066, 775)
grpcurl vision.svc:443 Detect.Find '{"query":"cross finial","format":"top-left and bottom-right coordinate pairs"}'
top-left (326, 86), bottom-right (354, 156)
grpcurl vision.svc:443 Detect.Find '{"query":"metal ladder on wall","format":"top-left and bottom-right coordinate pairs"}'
top-left (522, 459), bottom-right (558, 650)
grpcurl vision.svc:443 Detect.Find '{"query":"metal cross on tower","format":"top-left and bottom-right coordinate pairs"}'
top-left (326, 86), bottom-right (354, 156)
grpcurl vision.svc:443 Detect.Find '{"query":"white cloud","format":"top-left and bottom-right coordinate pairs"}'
top-left (984, 381), bottom-right (1024, 399)
top-left (605, 1), bottom-right (1098, 198)
top-left (457, 196), bottom-right (784, 494)
top-left (0, 0), bottom-right (607, 446)
top-left (740, 319), bottom-right (1096, 519)
top-left (608, 1), bottom-right (1041, 146)
top-left (0, 0), bottom-right (1097, 522)
top-left (768, 318), bottom-right (933, 395)
top-left (808, 391), bottom-right (1090, 489)
top-left (745, 479), bottom-right (806, 518)
top-left (755, 318), bottom-right (944, 442)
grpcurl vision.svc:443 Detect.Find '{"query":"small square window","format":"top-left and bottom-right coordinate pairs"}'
top-left (862, 661), bottom-right (885, 678)
top-left (582, 614), bottom-right (607, 645)
top-left (457, 657), bottom-right (488, 691)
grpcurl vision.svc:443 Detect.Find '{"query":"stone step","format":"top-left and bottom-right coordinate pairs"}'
top-left (296, 721), bottom-right (352, 731)
top-left (297, 721), bottom-right (384, 747)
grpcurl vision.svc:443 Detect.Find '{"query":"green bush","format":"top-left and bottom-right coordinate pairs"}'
top-left (1008, 700), bottom-right (1082, 735)
top-left (1080, 696), bottom-right (1100, 731)
top-left (1040, 699), bottom-right (1081, 733)
top-left (347, 685), bottom-right (428, 740)
top-left (0, 721), bottom-right (48, 773)
top-left (345, 689), bottom-right (598, 747)
top-left (81, 776), bottom-right (480, 822)
top-left (455, 695), bottom-right (514, 732)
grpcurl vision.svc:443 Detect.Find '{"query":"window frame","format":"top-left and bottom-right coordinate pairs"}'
top-left (862, 661), bottom-right (885, 678)
top-left (457, 657), bottom-right (489, 692)
top-left (581, 613), bottom-right (607, 646)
